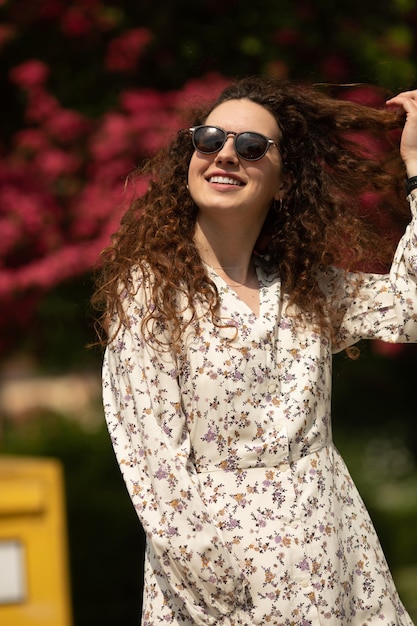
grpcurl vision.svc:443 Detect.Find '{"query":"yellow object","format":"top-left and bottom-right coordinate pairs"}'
top-left (0, 456), bottom-right (72, 626)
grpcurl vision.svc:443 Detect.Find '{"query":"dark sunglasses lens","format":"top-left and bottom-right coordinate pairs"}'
top-left (236, 132), bottom-right (268, 160)
top-left (194, 127), bottom-right (225, 153)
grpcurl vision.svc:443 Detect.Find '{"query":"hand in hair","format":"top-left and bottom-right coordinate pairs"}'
top-left (387, 89), bottom-right (417, 178)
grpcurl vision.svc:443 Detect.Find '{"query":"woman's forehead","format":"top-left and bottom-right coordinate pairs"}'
top-left (205, 99), bottom-right (280, 138)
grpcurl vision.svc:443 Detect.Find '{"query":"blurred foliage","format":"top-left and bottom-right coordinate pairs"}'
top-left (332, 344), bottom-right (417, 621)
top-left (1, 0), bottom-right (417, 126)
top-left (12, 276), bottom-right (100, 372)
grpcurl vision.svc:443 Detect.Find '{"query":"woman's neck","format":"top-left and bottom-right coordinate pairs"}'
top-left (194, 216), bottom-right (261, 284)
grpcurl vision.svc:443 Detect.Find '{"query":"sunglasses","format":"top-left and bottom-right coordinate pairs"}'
top-left (189, 125), bottom-right (277, 161)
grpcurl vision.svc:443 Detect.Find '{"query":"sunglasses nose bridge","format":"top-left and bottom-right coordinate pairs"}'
top-left (216, 130), bottom-right (239, 158)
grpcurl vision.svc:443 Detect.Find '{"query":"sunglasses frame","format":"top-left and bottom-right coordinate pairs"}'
top-left (189, 125), bottom-right (277, 161)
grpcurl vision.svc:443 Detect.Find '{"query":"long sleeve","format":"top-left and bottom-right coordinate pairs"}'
top-left (318, 194), bottom-right (417, 353)
top-left (102, 280), bottom-right (253, 625)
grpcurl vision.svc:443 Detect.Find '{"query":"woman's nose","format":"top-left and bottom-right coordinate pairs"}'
top-left (214, 135), bottom-right (238, 163)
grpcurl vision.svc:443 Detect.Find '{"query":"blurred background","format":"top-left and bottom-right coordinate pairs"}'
top-left (0, 0), bottom-right (416, 624)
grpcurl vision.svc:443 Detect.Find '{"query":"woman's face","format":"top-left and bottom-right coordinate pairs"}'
top-left (187, 98), bottom-right (287, 224)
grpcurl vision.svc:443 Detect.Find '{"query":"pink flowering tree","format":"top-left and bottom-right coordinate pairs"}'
top-left (0, 0), bottom-right (416, 361)
top-left (0, 54), bottom-right (228, 356)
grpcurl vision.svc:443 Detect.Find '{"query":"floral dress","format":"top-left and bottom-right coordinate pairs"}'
top-left (103, 196), bottom-right (417, 626)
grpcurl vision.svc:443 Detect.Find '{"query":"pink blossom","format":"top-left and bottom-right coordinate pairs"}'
top-left (123, 109), bottom-right (181, 156)
top-left (0, 186), bottom-right (60, 246)
top-left (360, 191), bottom-right (384, 212)
top-left (176, 73), bottom-right (230, 110)
top-left (9, 59), bottom-right (49, 89)
top-left (0, 71), bottom-right (233, 310)
top-left (71, 180), bottom-right (126, 238)
top-left (1, 185), bottom-right (45, 234)
top-left (0, 218), bottom-right (22, 257)
top-left (0, 168), bottom-right (61, 251)
top-left (132, 124), bottom-right (177, 155)
top-left (118, 89), bottom-right (183, 153)
top-left (0, 231), bottom-right (117, 296)
top-left (0, 273), bottom-right (17, 296)
top-left (13, 128), bottom-right (50, 155)
top-left (25, 87), bottom-right (59, 123)
top-left (344, 86), bottom-right (386, 108)
top-left (34, 148), bottom-right (81, 179)
top-left (61, 7), bottom-right (94, 37)
top-left (89, 112), bottom-right (131, 161)
top-left (44, 108), bottom-right (91, 142)
top-left (119, 172), bottom-right (149, 202)
top-left (87, 157), bottom-right (134, 183)
top-left (105, 28), bottom-right (152, 73)
top-left (120, 88), bottom-right (168, 115)
top-left (1, 229), bottom-right (115, 294)
top-left (345, 131), bottom-right (387, 159)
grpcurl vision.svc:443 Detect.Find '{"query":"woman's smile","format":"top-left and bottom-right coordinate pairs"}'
top-left (206, 173), bottom-right (245, 187)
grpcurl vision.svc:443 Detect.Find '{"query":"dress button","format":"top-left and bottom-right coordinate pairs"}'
top-left (278, 462), bottom-right (290, 472)
top-left (267, 383), bottom-right (276, 393)
top-left (300, 579), bottom-right (309, 588)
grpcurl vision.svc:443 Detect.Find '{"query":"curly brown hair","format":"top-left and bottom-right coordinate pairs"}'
top-left (92, 76), bottom-right (409, 351)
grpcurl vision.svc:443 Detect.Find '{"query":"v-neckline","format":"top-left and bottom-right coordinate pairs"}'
top-left (204, 258), bottom-right (263, 319)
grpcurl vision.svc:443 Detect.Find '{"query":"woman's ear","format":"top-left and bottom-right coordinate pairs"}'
top-left (274, 175), bottom-right (292, 200)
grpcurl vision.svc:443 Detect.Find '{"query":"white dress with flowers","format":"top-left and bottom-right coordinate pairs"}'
top-left (103, 195), bottom-right (417, 626)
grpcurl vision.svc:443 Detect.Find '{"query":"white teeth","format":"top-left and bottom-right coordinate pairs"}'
top-left (209, 176), bottom-right (241, 186)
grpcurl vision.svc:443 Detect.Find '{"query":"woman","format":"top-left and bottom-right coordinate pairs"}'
top-left (96, 77), bottom-right (417, 625)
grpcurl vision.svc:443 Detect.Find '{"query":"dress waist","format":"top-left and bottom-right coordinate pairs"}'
top-left (193, 441), bottom-right (330, 474)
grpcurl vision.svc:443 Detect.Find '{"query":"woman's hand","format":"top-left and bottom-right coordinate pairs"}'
top-left (386, 89), bottom-right (417, 179)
